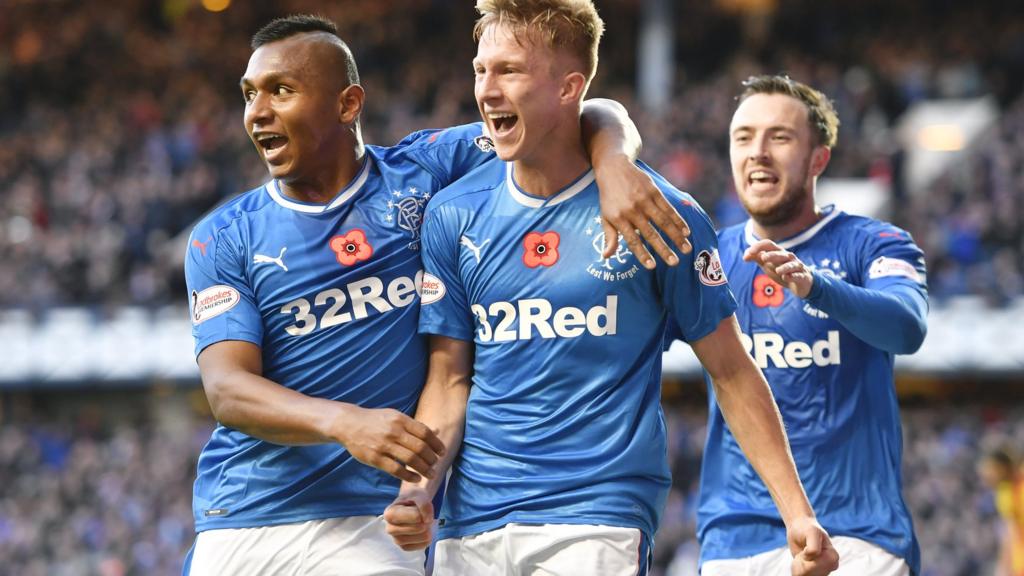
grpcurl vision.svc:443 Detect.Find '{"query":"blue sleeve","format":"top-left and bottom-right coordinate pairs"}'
top-left (655, 190), bottom-right (737, 343)
top-left (397, 123), bottom-right (495, 187)
top-left (417, 202), bottom-right (476, 341)
top-left (804, 223), bottom-right (928, 354)
top-left (184, 220), bottom-right (263, 356)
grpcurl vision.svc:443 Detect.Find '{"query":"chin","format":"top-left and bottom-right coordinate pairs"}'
top-left (493, 144), bottom-right (520, 162)
top-left (265, 161), bottom-right (292, 179)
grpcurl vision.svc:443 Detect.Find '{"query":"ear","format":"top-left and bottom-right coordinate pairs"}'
top-left (338, 84), bottom-right (365, 125)
top-left (809, 145), bottom-right (831, 178)
top-left (560, 71), bottom-right (588, 105)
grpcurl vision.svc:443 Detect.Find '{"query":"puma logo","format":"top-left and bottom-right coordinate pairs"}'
top-left (460, 236), bottom-right (490, 263)
top-left (192, 237), bottom-right (211, 256)
top-left (253, 247), bottom-right (288, 272)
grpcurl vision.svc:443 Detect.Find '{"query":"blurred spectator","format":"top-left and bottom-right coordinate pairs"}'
top-left (0, 0), bottom-right (1022, 309)
top-left (0, 401), bottom-right (1017, 576)
top-left (977, 447), bottom-right (1024, 576)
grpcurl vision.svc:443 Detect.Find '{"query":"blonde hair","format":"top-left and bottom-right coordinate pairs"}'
top-left (474, 0), bottom-right (604, 84)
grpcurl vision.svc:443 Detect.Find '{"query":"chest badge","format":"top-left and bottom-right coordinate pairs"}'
top-left (523, 231), bottom-right (560, 268)
top-left (753, 274), bottom-right (784, 308)
top-left (330, 230), bottom-right (373, 266)
top-left (384, 187), bottom-right (430, 250)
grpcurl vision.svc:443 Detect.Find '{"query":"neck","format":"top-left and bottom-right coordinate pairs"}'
top-left (512, 120), bottom-right (589, 198)
top-left (280, 133), bottom-right (365, 204)
top-left (750, 201), bottom-right (823, 241)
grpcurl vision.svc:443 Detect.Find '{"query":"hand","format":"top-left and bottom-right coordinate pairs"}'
top-left (787, 516), bottom-right (839, 576)
top-left (334, 406), bottom-right (446, 483)
top-left (384, 488), bottom-right (434, 551)
top-left (595, 158), bottom-right (692, 270)
top-left (743, 239), bottom-right (815, 298)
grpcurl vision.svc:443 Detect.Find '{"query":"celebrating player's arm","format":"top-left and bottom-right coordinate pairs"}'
top-left (382, 335), bottom-right (473, 550)
top-left (196, 340), bottom-right (446, 483)
top-left (580, 98), bottom-right (692, 266)
top-left (689, 318), bottom-right (838, 576)
top-left (658, 196), bottom-right (839, 576)
top-left (743, 224), bottom-right (927, 354)
top-left (186, 225), bottom-right (446, 484)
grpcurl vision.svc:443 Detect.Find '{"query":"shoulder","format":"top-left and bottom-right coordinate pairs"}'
top-left (636, 161), bottom-right (717, 231)
top-left (831, 212), bottom-right (912, 241)
top-left (190, 185), bottom-right (271, 242)
top-left (717, 221), bottom-right (746, 244)
top-left (426, 158), bottom-right (505, 213)
top-left (830, 212), bottom-right (922, 254)
top-left (379, 123), bottom-right (491, 157)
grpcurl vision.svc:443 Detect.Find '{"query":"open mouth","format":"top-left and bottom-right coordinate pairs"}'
top-left (748, 170), bottom-right (779, 187)
top-left (488, 112), bottom-right (519, 138)
top-left (255, 133), bottom-right (288, 158)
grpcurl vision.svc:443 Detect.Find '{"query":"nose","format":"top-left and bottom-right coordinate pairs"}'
top-left (244, 91), bottom-right (272, 130)
top-left (749, 135), bottom-right (770, 162)
top-left (475, 71), bottom-right (500, 104)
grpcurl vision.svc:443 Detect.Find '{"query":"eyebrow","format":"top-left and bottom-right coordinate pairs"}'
top-left (731, 125), bottom-right (797, 135)
top-left (239, 71), bottom-right (288, 88)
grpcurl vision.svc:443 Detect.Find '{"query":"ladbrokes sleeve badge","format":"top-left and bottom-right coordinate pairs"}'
top-left (695, 249), bottom-right (727, 286)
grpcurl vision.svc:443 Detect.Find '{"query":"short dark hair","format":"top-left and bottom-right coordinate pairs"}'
top-left (251, 14), bottom-right (360, 86)
top-left (738, 75), bottom-right (839, 148)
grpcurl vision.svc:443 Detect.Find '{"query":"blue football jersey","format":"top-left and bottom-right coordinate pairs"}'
top-left (183, 123), bottom-right (493, 531)
top-left (697, 206), bottom-right (925, 573)
top-left (418, 159), bottom-right (737, 541)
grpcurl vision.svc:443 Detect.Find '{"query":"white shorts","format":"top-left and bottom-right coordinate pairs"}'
top-left (186, 515), bottom-right (424, 576)
top-left (434, 523), bottom-right (649, 576)
top-left (700, 535), bottom-right (910, 576)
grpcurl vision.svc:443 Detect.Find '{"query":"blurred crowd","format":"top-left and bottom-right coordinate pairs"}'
top-left (0, 0), bottom-right (1022, 309)
top-left (655, 403), bottom-right (1019, 576)
top-left (0, 411), bottom-right (205, 575)
top-left (0, 400), bottom-right (1016, 576)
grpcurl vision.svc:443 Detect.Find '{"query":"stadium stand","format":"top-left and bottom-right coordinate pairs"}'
top-left (0, 1), bottom-right (1020, 574)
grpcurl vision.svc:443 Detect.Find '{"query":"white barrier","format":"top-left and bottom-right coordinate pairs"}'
top-left (0, 297), bottom-right (1021, 385)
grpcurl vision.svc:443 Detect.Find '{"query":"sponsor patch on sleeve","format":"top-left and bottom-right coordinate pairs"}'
top-left (474, 134), bottom-right (495, 153)
top-left (420, 272), bottom-right (447, 305)
top-left (868, 256), bottom-right (922, 282)
top-left (191, 285), bottom-right (241, 324)
top-left (695, 249), bottom-right (728, 286)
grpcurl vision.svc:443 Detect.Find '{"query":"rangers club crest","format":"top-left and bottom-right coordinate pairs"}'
top-left (585, 214), bottom-right (640, 282)
top-left (384, 187), bottom-right (430, 249)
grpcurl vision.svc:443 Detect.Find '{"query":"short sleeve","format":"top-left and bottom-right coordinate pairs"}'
top-left (184, 222), bottom-right (263, 357)
top-left (417, 204), bottom-right (476, 341)
top-left (397, 123), bottom-right (495, 187)
top-left (655, 190), bottom-right (737, 343)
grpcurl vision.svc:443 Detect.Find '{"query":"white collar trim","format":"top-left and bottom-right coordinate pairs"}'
top-left (744, 206), bottom-right (841, 249)
top-left (506, 163), bottom-right (594, 208)
top-left (265, 156), bottom-right (372, 214)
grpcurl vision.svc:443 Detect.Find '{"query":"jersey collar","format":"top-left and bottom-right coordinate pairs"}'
top-left (265, 156), bottom-right (372, 214)
top-left (506, 163), bottom-right (595, 208)
top-left (744, 205), bottom-right (841, 249)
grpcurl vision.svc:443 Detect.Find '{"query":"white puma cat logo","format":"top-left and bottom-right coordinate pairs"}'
top-left (460, 236), bottom-right (490, 263)
top-left (253, 247), bottom-right (288, 271)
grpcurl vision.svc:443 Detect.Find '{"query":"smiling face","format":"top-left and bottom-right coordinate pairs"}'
top-left (240, 34), bottom-right (355, 188)
top-left (729, 93), bottom-right (828, 227)
top-left (473, 23), bottom-right (583, 164)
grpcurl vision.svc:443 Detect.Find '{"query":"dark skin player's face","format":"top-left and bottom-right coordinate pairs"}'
top-left (240, 34), bottom-right (349, 189)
